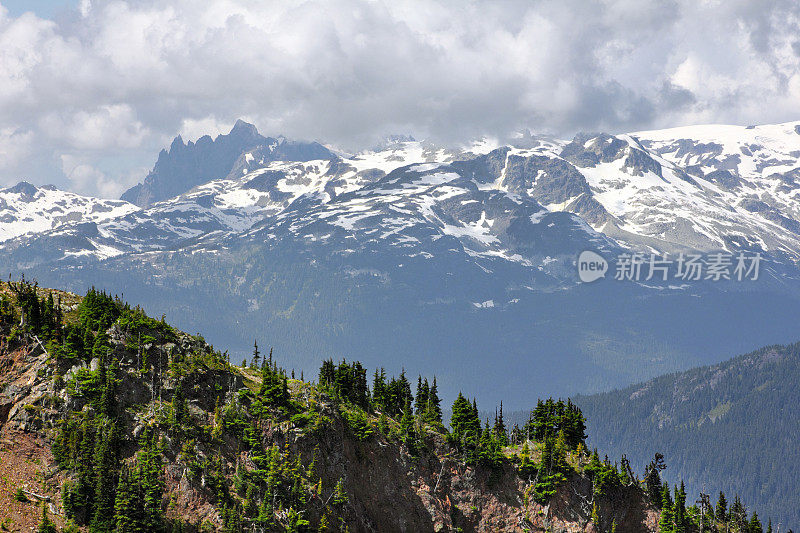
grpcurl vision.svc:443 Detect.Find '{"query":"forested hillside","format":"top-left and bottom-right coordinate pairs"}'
top-left (0, 280), bottom-right (776, 531)
top-left (575, 343), bottom-right (800, 529)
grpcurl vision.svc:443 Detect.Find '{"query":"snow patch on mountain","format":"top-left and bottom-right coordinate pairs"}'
top-left (0, 182), bottom-right (138, 242)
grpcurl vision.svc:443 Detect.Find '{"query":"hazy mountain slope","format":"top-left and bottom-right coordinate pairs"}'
top-left (20, 241), bottom-right (800, 415)
top-left (575, 342), bottom-right (800, 528)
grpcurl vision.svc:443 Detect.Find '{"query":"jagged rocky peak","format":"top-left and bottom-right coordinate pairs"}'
top-left (6, 181), bottom-right (40, 198)
top-left (3, 182), bottom-right (63, 203)
top-left (560, 132), bottom-right (666, 180)
top-left (560, 132), bottom-right (629, 166)
top-left (230, 117), bottom-right (260, 137)
top-left (121, 119), bottom-right (334, 208)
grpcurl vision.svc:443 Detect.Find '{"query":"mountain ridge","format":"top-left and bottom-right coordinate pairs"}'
top-left (9, 119), bottom-right (800, 272)
top-left (574, 341), bottom-right (800, 527)
top-left (0, 279), bottom-right (779, 532)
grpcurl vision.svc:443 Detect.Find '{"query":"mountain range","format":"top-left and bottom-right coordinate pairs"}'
top-left (3, 120), bottom-right (800, 408)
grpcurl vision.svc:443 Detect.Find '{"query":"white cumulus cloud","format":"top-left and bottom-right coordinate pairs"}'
top-left (0, 0), bottom-right (798, 197)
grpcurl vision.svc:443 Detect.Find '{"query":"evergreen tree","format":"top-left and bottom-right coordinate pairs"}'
top-left (90, 422), bottom-right (119, 531)
top-left (659, 484), bottom-right (674, 533)
top-left (100, 357), bottom-right (119, 417)
top-left (392, 371), bottom-right (413, 416)
top-left (730, 495), bottom-right (747, 529)
top-left (351, 361), bottom-right (369, 408)
top-left (477, 420), bottom-right (503, 470)
top-left (92, 332), bottom-right (109, 364)
top-left (113, 464), bottom-right (141, 532)
top-left (749, 512), bottom-right (763, 533)
top-left (715, 491), bottom-right (728, 522)
top-left (400, 401), bottom-right (417, 456)
top-left (527, 399), bottom-right (550, 441)
top-left (551, 431), bottom-right (569, 474)
top-left (450, 393), bottom-right (480, 444)
top-left (541, 433), bottom-right (554, 474)
top-left (37, 502), bottom-right (57, 533)
top-left (673, 481), bottom-right (686, 533)
top-left (372, 368), bottom-right (386, 410)
top-left (424, 377), bottom-right (442, 425)
top-left (319, 359), bottom-right (370, 407)
top-left (518, 441), bottom-right (536, 478)
top-left (450, 393), bottom-right (482, 463)
top-left (523, 398), bottom-right (586, 450)
top-left (493, 401), bottom-right (508, 446)
top-left (72, 420), bottom-right (97, 523)
top-left (334, 360), bottom-right (354, 400)
top-left (414, 376), bottom-right (429, 416)
top-left (251, 340), bottom-right (260, 369)
top-left (83, 329), bottom-right (96, 361)
top-left (561, 399), bottom-right (587, 448)
top-left (138, 432), bottom-right (164, 531)
top-left (645, 453), bottom-right (667, 508)
top-left (259, 358), bottom-right (289, 407)
top-left (63, 326), bottom-right (85, 363)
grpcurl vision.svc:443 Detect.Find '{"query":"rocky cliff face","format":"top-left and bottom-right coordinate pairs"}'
top-left (0, 283), bottom-right (661, 532)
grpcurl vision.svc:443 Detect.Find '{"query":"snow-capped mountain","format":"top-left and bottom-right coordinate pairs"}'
top-left (542, 128), bottom-right (800, 264)
top-left (121, 119), bottom-right (335, 208)
top-left (5, 120), bottom-right (800, 406)
top-left (5, 120), bottom-right (800, 280)
top-left (0, 181), bottom-right (136, 243)
top-left (635, 122), bottom-right (800, 251)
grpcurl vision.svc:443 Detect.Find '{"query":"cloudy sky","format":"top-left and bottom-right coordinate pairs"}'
top-left (2, 0), bottom-right (800, 198)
